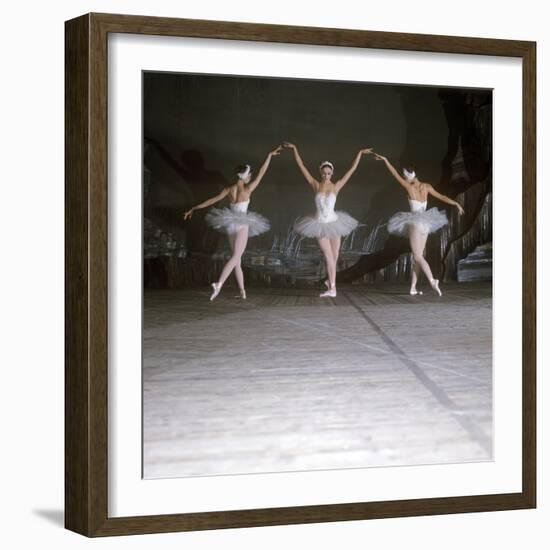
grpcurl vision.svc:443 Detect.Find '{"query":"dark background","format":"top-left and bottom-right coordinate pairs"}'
top-left (143, 72), bottom-right (492, 287)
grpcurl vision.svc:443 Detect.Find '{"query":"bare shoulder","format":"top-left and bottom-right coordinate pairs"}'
top-left (420, 182), bottom-right (436, 195)
top-left (225, 184), bottom-right (237, 198)
top-left (310, 175), bottom-right (320, 185)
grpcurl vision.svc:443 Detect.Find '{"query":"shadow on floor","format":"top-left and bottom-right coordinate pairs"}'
top-left (32, 509), bottom-right (64, 527)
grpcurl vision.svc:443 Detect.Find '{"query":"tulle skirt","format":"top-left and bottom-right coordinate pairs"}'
top-left (204, 207), bottom-right (270, 237)
top-left (293, 211), bottom-right (359, 239)
top-left (387, 208), bottom-right (448, 236)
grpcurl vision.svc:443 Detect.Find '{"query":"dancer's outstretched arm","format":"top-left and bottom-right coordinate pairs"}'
top-left (283, 142), bottom-right (317, 190)
top-left (373, 153), bottom-right (411, 190)
top-left (334, 148), bottom-right (372, 192)
top-left (426, 185), bottom-right (465, 215)
top-left (247, 145), bottom-right (283, 193)
top-left (183, 188), bottom-right (230, 220)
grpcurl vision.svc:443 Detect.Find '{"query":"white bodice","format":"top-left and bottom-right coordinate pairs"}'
top-left (315, 192), bottom-right (338, 223)
top-left (229, 200), bottom-right (250, 213)
top-left (408, 199), bottom-right (427, 213)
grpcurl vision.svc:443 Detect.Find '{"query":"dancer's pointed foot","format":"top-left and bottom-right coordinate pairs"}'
top-left (430, 279), bottom-right (442, 296)
top-left (210, 282), bottom-right (221, 301)
top-left (409, 288), bottom-right (423, 296)
top-left (234, 288), bottom-right (246, 300)
top-left (320, 285), bottom-right (337, 298)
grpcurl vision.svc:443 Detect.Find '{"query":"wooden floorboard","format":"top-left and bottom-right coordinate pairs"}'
top-left (143, 282), bottom-right (492, 478)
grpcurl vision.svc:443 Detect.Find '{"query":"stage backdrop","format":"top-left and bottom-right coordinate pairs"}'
top-left (143, 72), bottom-right (492, 288)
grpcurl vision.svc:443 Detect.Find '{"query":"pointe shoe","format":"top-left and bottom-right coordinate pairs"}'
top-left (320, 285), bottom-right (337, 298)
top-left (235, 288), bottom-right (246, 299)
top-left (430, 279), bottom-right (442, 297)
top-left (210, 282), bottom-right (221, 301)
top-left (410, 289), bottom-right (423, 296)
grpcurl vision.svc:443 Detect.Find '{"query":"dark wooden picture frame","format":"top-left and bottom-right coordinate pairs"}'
top-left (65, 12), bottom-right (536, 537)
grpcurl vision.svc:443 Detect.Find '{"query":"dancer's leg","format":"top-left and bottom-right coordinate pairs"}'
top-left (227, 232), bottom-right (236, 253)
top-left (317, 237), bottom-right (335, 289)
top-left (409, 227), bottom-right (441, 295)
top-left (410, 255), bottom-right (422, 294)
top-left (227, 232), bottom-right (245, 292)
top-left (216, 227), bottom-right (249, 287)
top-left (234, 262), bottom-right (245, 293)
top-left (328, 236), bottom-right (341, 287)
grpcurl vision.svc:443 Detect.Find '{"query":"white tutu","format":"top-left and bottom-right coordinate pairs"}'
top-left (388, 199), bottom-right (448, 236)
top-left (294, 211), bottom-right (359, 238)
top-left (294, 191), bottom-right (359, 239)
top-left (204, 200), bottom-right (270, 237)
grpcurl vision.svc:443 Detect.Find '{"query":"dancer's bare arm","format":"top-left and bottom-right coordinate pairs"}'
top-left (334, 148), bottom-right (372, 192)
top-left (283, 142), bottom-right (318, 190)
top-left (183, 188), bottom-right (231, 220)
top-left (247, 145), bottom-right (283, 193)
top-left (373, 153), bottom-right (411, 190)
top-left (426, 184), bottom-right (465, 215)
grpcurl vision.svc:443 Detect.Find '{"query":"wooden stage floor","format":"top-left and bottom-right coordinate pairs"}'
top-left (143, 282), bottom-right (492, 478)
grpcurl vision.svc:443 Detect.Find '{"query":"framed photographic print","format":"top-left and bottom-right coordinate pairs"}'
top-left (65, 12), bottom-right (536, 537)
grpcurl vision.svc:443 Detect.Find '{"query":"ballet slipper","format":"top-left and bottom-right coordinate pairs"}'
top-left (210, 282), bottom-right (221, 301)
top-left (320, 285), bottom-right (337, 298)
top-left (409, 289), bottom-right (423, 296)
top-left (234, 288), bottom-right (246, 300)
top-left (430, 279), bottom-right (442, 296)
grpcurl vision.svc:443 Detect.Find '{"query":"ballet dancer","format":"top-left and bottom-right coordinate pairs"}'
top-left (283, 142), bottom-right (372, 297)
top-left (183, 145), bottom-right (282, 300)
top-left (373, 153), bottom-right (464, 296)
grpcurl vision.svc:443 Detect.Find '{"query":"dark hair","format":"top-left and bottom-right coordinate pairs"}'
top-left (403, 164), bottom-right (416, 173)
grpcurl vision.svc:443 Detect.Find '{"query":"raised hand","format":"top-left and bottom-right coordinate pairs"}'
top-left (373, 153), bottom-right (386, 161)
top-left (283, 142), bottom-right (315, 188)
top-left (334, 147), bottom-right (373, 192)
top-left (247, 145), bottom-right (285, 193)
